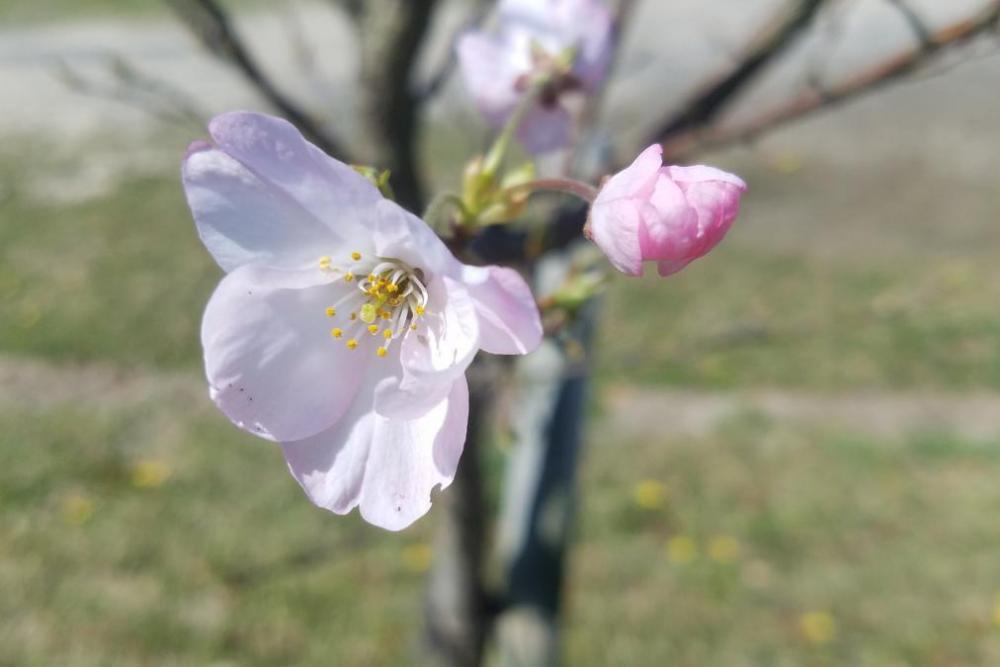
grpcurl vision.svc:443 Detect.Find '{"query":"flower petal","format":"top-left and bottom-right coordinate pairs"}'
top-left (461, 265), bottom-right (542, 355)
top-left (375, 276), bottom-right (479, 420)
top-left (202, 264), bottom-right (369, 442)
top-left (372, 199), bottom-right (461, 278)
top-left (182, 145), bottom-right (339, 272)
top-left (589, 197), bottom-right (644, 276)
top-left (281, 371), bottom-right (469, 531)
top-left (280, 361), bottom-right (397, 515)
top-left (361, 375), bottom-right (469, 531)
top-left (597, 143), bottom-right (663, 202)
top-left (209, 111), bottom-right (382, 240)
top-left (456, 32), bottom-right (522, 125)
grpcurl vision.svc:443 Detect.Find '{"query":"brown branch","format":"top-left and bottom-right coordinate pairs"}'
top-left (164, 0), bottom-right (353, 161)
top-left (649, 0), bottom-right (827, 144)
top-left (659, 0), bottom-right (1000, 160)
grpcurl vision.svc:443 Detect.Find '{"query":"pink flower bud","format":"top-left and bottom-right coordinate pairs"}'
top-left (589, 144), bottom-right (746, 277)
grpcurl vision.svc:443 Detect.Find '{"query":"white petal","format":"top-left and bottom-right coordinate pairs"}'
top-left (282, 370), bottom-right (470, 532)
top-left (280, 363), bottom-right (397, 515)
top-left (209, 111), bottom-right (382, 240)
top-left (372, 199), bottom-right (462, 278)
top-left (183, 145), bottom-right (339, 272)
top-left (361, 375), bottom-right (470, 531)
top-left (462, 265), bottom-right (542, 355)
top-left (375, 276), bottom-right (479, 420)
top-left (202, 264), bottom-right (369, 442)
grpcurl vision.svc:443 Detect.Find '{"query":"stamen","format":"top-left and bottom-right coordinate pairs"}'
top-left (376, 346), bottom-right (388, 358)
top-left (331, 328), bottom-right (343, 338)
top-left (367, 324), bottom-right (380, 335)
top-left (344, 271), bottom-right (355, 282)
top-left (325, 307), bottom-right (337, 317)
top-left (383, 330), bottom-right (393, 339)
top-left (351, 251), bottom-right (362, 261)
top-left (346, 339), bottom-right (358, 350)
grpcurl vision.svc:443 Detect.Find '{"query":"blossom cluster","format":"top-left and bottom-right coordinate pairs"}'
top-left (181, 0), bottom-right (745, 530)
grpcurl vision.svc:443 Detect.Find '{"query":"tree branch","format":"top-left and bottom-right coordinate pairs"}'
top-left (648, 0), bottom-right (827, 144)
top-left (355, 0), bottom-right (439, 210)
top-left (659, 0), bottom-right (1000, 160)
top-left (165, 0), bottom-right (353, 160)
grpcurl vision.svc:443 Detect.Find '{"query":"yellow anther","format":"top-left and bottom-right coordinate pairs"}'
top-left (360, 303), bottom-right (378, 324)
top-left (387, 283), bottom-right (399, 294)
top-left (346, 339), bottom-right (358, 350)
top-left (344, 271), bottom-right (355, 282)
top-left (331, 328), bottom-right (343, 339)
top-left (368, 324), bottom-right (380, 335)
top-left (368, 274), bottom-right (377, 283)
top-left (415, 305), bottom-right (426, 316)
top-left (350, 312), bottom-right (357, 321)
top-left (351, 251), bottom-right (362, 261)
top-left (376, 346), bottom-right (388, 358)
top-left (383, 330), bottom-right (393, 339)
top-left (410, 323), bottom-right (418, 331)
top-left (318, 255), bottom-right (332, 269)
top-left (325, 306), bottom-right (337, 317)
top-left (380, 310), bottom-right (391, 320)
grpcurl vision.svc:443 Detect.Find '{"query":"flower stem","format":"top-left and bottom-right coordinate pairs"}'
top-left (481, 78), bottom-right (547, 177)
top-left (501, 178), bottom-right (599, 204)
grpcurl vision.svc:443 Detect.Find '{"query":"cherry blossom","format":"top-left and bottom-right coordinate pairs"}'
top-left (182, 111), bottom-right (542, 530)
top-left (457, 0), bottom-right (613, 153)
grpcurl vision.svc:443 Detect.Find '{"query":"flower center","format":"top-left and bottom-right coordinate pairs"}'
top-left (317, 252), bottom-right (428, 357)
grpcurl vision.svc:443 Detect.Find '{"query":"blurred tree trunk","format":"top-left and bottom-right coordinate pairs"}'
top-left (355, 0), bottom-right (437, 211)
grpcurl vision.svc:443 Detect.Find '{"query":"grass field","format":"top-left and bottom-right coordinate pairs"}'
top-left (3, 120), bottom-right (1000, 666)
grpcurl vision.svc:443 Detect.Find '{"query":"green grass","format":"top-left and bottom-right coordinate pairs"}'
top-left (0, 0), bottom-right (260, 23)
top-left (4, 396), bottom-right (1000, 665)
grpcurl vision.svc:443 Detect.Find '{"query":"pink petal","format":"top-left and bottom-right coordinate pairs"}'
top-left (209, 112), bottom-right (382, 240)
top-left (589, 197), bottom-right (644, 276)
top-left (597, 143), bottom-right (663, 202)
top-left (656, 258), bottom-right (693, 277)
top-left (456, 32), bottom-right (521, 125)
top-left (665, 164), bottom-right (748, 190)
top-left (461, 265), bottom-right (542, 355)
top-left (182, 145), bottom-right (340, 272)
top-left (638, 175), bottom-right (698, 259)
top-left (361, 376), bottom-right (469, 531)
top-left (202, 264), bottom-right (369, 442)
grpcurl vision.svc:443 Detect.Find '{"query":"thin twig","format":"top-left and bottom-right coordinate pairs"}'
top-left (659, 0), bottom-right (1000, 159)
top-left (648, 0), bottom-right (827, 145)
top-left (164, 0), bottom-right (353, 160)
top-left (54, 53), bottom-right (208, 128)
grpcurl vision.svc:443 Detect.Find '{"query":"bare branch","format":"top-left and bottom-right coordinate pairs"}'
top-left (648, 0), bottom-right (827, 144)
top-left (660, 1), bottom-right (1000, 160)
top-left (416, 0), bottom-right (495, 102)
top-left (55, 53), bottom-right (208, 129)
top-left (164, 0), bottom-right (353, 160)
top-left (885, 0), bottom-right (933, 47)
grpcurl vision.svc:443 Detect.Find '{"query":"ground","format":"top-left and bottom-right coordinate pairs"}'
top-left (2, 1), bottom-right (1000, 665)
